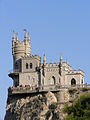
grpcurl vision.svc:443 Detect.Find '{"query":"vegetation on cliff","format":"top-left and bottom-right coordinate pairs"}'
top-left (63, 93), bottom-right (90, 120)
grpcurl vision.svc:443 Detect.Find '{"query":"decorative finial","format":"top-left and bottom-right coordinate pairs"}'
top-left (24, 29), bottom-right (27, 42)
top-left (12, 30), bottom-right (15, 40)
top-left (43, 53), bottom-right (46, 65)
top-left (16, 33), bottom-right (18, 43)
top-left (60, 54), bottom-right (62, 64)
top-left (28, 32), bottom-right (31, 42)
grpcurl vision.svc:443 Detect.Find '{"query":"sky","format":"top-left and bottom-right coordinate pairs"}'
top-left (0, 0), bottom-right (90, 119)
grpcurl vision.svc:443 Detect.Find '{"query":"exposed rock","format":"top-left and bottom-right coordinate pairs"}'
top-left (5, 88), bottom-right (80, 120)
top-left (45, 92), bottom-right (57, 106)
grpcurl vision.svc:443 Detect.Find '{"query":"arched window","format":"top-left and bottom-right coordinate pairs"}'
top-left (71, 78), bottom-right (76, 86)
top-left (30, 63), bottom-right (33, 69)
top-left (50, 76), bottom-right (56, 85)
top-left (26, 63), bottom-right (28, 69)
top-left (52, 76), bottom-right (56, 85)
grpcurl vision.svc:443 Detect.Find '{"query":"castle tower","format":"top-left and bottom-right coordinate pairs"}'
top-left (12, 31), bottom-right (31, 70)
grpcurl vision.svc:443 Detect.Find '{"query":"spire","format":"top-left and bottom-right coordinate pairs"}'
top-left (60, 54), bottom-right (62, 65)
top-left (12, 31), bottom-right (15, 46)
top-left (12, 31), bottom-right (15, 55)
top-left (24, 30), bottom-right (27, 43)
top-left (12, 31), bottom-right (15, 41)
top-left (43, 53), bottom-right (46, 65)
top-left (28, 32), bottom-right (30, 42)
top-left (16, 33), bottom-right (18, 44)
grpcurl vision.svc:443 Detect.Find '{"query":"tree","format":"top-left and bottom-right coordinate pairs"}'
top-left (63, 93), bottom-right (90, 120)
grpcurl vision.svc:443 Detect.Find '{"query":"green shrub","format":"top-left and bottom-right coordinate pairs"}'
top-left (63, 93), bottom-right (90, 120)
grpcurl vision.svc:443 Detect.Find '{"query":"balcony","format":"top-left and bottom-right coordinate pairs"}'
top-left (8, 69), bottom-right (20, 78)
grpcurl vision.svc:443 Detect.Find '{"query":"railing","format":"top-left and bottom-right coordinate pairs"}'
top-left (8, 84), bottom-right (90, 95)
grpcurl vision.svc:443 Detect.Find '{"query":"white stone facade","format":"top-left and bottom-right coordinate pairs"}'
top-left (9, 31), bottom-right (84, 88)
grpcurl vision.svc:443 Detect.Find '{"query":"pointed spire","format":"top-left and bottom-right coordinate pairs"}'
top-left (12, 31), bottom-right (15, 46)
top-left (16, 33), bottom-right (18, 44)
top-left (12, 30), bottom-right (15, 41)
top-left (12, 31), bottom-right (15, 55)
top-left (24, 30), bottom-right (27, 43)
top-left (43, 53), bottom-right (46, 65)
top-left (60, 54), bottom-right (62, 65)
top-left (28, 32), bottom-right (30, 42)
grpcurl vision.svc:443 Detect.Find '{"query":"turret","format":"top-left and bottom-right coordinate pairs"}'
top-left (28, 32), bottom-right (31, 55)
top-left (59, 55), bottom-right (62, 75)
top-left (12, 31), bottom-right (31, 70)
top-left (60, 55), bottom-right (62, 65)
top-left (28, 32), bottom-right (30, 42)
top-left (16, 33), bottom-right (19, 44)
top-left (24, 31), bottom-right (27, 43)
top-left (12, 31), bottom-right (15, 55)
top-left (43, 53), bottom-right (46, 66)
top-left (24, 31), bottom-right (27, 55)
top-left (43, 53), bottom-right (46, 77)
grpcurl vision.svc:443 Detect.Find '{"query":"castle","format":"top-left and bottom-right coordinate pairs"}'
top-left (8, 31), bottom-right (84, 92)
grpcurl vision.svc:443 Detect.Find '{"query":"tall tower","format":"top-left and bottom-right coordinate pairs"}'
top-left (12, 31), bottom-right (31, 70)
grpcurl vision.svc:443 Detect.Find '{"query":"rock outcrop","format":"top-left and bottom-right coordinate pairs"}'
top-left (5, 87), bottom-right (83, 120)
top-left (5, 89), bottom-right (71, 120)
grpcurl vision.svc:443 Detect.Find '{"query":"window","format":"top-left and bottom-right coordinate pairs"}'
top-left (50, 76), bottom-right (56, 85)
top-left (82, 80), bottom-right (83, 84)
top-left (71, 78), bottom-right (76, 86)
top-left (30, 63), bottom-right (33, 69)
top-left (15, 62), bottom-right (18, 69)
top-left (26, 63), bottom-right (28, 69)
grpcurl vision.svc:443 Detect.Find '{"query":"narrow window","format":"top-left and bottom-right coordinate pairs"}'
top-left (26, 63), bottom-right (28, 69)
top-left (15, 62), bottom-right (18, 69)
top-left (82, 80), bottom-right (83, 84)
top-left (71, 78), bottom-right (76, 86)
top-left (30, 63), bottom-right (33, 69)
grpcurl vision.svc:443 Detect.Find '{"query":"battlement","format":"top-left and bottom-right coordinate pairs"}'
top-left (45, 63), bottom-right (59, 67)
top-left (72, 70), bottom-right (84, 76)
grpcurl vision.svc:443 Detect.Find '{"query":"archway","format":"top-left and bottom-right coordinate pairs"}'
top-left (50, 76), bottom-right (56, 85)
top-left (71, 78), bottom-right (76, 86)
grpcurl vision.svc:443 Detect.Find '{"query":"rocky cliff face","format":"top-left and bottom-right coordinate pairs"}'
top-left (5, 88), bottom-right (80, 120)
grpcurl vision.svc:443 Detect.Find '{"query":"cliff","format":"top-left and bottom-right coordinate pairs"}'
top-left (5, 88), bottom-right (71, 120)
top-left (5, 87), bottom-right (89, 120)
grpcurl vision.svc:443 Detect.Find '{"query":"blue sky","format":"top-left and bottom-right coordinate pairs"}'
top-left (0, 0), bottom-right (90, 119)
